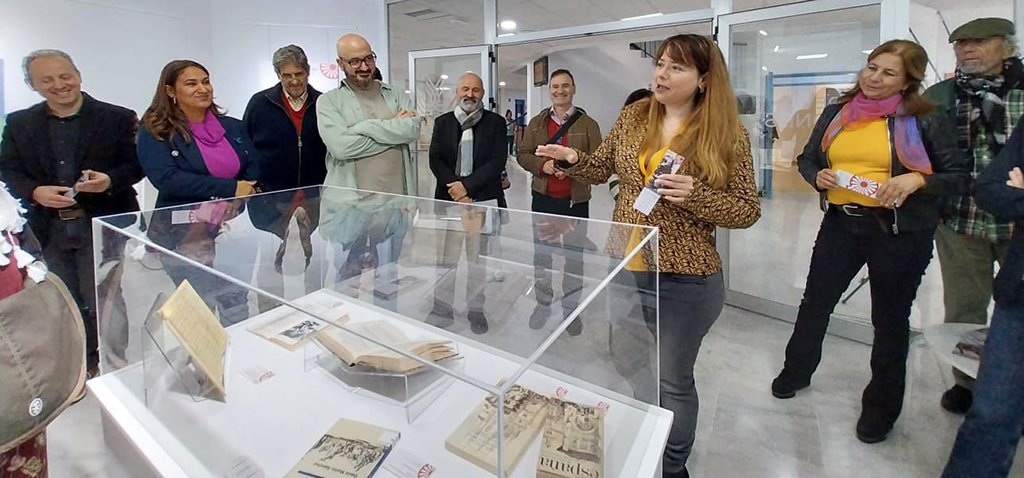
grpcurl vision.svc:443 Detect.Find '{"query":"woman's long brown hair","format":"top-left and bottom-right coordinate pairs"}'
top-left (838, 39), bottom-right (935, 117)
top-left (637, 34), bottom-right (742, 190)
top-left (141, 60), bottom-right (225, 144)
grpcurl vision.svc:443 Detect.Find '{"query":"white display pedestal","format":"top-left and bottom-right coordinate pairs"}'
top-left (90, 290), bottom-right (672, 478)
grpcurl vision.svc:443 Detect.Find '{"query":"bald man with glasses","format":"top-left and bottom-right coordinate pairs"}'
top-left (317, 34), bottom-right (421, 196)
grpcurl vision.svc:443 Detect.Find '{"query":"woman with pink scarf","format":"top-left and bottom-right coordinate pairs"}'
top-left (136, 60), bottom-right (261, 326)
top-left (771, 40), bottom-right (969, 443)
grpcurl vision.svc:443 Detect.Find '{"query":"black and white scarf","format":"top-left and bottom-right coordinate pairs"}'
top-left (955, 57), bottom-right (1024, 154)
top-left (453, 101), bottom-right (483, 177)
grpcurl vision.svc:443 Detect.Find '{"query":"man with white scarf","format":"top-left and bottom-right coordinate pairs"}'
top-left (427, 73), bottom-right (507, 334)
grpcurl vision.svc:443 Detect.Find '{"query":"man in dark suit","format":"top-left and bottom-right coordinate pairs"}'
top-left (427, 73), bottom-right (506, 334)
top-left (0, 50), bottom-right (144, 375)
top-left (243, 44), bottom-right (327, 313)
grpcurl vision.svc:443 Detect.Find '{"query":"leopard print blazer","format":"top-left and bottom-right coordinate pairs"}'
top-left (562, 102), bottom-right (761, 275)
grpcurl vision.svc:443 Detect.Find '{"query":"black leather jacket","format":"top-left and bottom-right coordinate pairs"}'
top-left (797, 102), bottom-right (970, 233)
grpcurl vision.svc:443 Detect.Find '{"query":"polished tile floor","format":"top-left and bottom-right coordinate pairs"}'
top-left (47, 304), bottom-right (1024, 478)
top-left (43, 155), bottom-right (1024, 477)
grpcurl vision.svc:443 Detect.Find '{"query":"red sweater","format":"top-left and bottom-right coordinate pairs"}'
top-left (545, 117), bottom-right (571, 199)
top-left (283, 91), bottom-right (308, 135)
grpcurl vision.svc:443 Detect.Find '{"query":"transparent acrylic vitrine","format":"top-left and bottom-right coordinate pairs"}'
top-left (90, 186), bottom-right (667, 478)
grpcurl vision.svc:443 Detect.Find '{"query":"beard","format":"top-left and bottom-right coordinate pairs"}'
top-left (959, 57), bottom-right (1004, 76)
top-left (459, 97), bottom-right (482, 113)
top-left (346, 70), bottom-right (374, 88)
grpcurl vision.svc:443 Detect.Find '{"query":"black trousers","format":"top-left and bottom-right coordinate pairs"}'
top-left (530, 192), bottom-right (588, 312)
top-left (42, 220), bottom-right (128, 370)
top-left (782, 211), bottom-right (934, 424)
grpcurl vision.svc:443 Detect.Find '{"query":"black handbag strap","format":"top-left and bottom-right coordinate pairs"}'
top-left (546, 109), bottom-right (585, 145)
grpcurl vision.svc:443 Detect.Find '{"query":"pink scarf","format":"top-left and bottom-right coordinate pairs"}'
top-left (821, 92), bottom-right (933, 175)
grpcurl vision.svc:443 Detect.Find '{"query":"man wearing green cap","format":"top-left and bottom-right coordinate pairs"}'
top-left (926, 17), bottom-right (1024, 415)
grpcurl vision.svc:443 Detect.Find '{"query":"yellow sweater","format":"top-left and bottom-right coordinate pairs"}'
top-left (826, 118), bottom-right (891, 207)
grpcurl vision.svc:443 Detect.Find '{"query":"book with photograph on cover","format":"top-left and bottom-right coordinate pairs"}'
top-left (537, 396), bottom-right (605, 478)
top-left (445, 383), bottom-right (548, 476)
top-left (247, 301), bottom-right (349, 351)
top-left (316, 320), bottom-right (458, 374)
top-left (285, 418), bottom-right (400, 478)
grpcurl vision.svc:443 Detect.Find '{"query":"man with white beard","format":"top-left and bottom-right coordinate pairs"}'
top-left (925, 18), bottom-right (1024, 414)
top-left (427, 73), bottom-right (507, 334)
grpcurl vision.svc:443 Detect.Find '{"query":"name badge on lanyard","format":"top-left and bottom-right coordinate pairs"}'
top-left (634, 150), bottom-right (684, 216)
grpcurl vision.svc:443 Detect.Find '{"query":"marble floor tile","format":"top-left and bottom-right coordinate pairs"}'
top-left (43, 305), bottom-right (1024, 478)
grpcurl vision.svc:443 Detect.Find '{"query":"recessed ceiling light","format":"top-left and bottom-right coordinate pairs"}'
top-left (404, 90), bottom-right (410, 94)
top-left (773, 45), bottom-right (780, 52)
top-left (796, 53), bottom-right (828, 60)
top-left (759, 30), bottom-right (768, 36)
top-left (622, 12), bottom-right (663, 21)
top-left (440, 74), bottom-right (449, 80)
top-left (500, 20), bottom-right (517, 31)
top-left (499, 81), bottom-right (507, 86)
top-left (761, 66), bottom-right (768, 71)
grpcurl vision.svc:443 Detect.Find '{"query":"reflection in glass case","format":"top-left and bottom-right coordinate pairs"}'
top-left (90, 186), bottom-right (667, 478)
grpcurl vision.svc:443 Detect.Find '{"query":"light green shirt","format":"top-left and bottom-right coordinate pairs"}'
top-left (316, 79), bottom-right (420, 196)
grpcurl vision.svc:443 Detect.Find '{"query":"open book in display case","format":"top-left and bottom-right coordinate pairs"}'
top-left (90, 186), bottom-right (671, 478)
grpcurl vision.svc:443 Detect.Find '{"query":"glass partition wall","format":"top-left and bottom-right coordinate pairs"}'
top-left (384, 0), bottom-right (1019, 341)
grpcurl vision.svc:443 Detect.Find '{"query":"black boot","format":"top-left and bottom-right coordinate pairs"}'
top-left (468, 311), bottom-right (489, 335)
top-left (771, 370), bottom-right (809, 399)
top-left (940, 385), bottom-right (973, 415)
top-left (663, 467), bottom-right (689, 478)
top-left (855, 413), bottom-right (893, 444)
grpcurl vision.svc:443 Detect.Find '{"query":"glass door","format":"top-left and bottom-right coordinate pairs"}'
top-left (718, 0), bottom-right (924, 340)
top-left (408, 45), bottom-right (494, 197)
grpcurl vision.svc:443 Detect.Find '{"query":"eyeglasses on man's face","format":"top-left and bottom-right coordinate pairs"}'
top-left (340, 53), bottom-right (377, 68)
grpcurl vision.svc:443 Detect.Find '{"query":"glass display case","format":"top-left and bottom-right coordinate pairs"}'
top-left (89, 186), bottom-right (668, 478)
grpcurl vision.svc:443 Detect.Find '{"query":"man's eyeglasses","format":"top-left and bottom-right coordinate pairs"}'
top-left (340, 53), bottom-right (377, 68)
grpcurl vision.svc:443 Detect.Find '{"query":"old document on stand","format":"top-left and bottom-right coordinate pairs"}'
top-left (445, 384), bottom-right (548, 476)
top-left (156, 280), bottom-right (229, 397)
top-left (538, 396), bottom-right (605, 478)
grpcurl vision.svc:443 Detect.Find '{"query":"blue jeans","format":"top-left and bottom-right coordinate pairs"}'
top-left (943, 301), bottom-right (1024, 478)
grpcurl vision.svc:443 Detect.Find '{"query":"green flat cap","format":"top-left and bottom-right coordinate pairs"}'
top-left (949, 18), bottom-right (1015, 42)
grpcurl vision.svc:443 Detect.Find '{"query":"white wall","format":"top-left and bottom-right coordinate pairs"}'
top-left (1, 0), bottom-right (385, 117)
top-left (0, 0), bottom-right (212, 114)
top-left (208, 0), bottom-right (384, 115)
top-left (527, 44), bottom-right (652, 135)
top-left (0, 0), bottom-right (385, 210)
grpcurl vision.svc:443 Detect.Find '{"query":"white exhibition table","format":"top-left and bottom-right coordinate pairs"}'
top-left (89, 290), bottom-right (672, 478)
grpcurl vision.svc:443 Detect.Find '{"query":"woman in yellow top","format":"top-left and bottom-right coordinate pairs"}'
top-left (538, 34), bottom-right (761, 478)
top-left (772, 40), bottom-right (969, 444)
